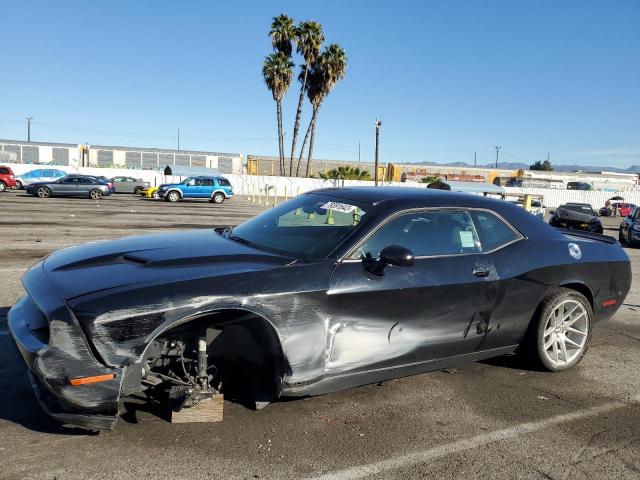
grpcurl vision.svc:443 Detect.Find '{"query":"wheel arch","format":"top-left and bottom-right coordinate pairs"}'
top-left (211, 189), bottom-right (227, 198)
top-left (141, 307), bottom-right (288, 400)
top-left (165, 188), bottom-right (183, 198)
top-left (557, 281), bottom-right (594, 310)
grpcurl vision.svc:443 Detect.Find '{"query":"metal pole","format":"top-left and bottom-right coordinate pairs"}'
top-left (374, 119), bottom-right (382, 186)
top-left (26, 116), bottom-right (33, 142)
top-left (177, 128), bottom-right (180, 150)
top-left (358, 141), bottom-right (361, 162)
top-left (474, 151), bottom-right (477, 167)
top-left (494, 146), bottom-right (501, 168)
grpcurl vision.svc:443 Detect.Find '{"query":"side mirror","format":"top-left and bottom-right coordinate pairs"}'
top-left (364, 245), bottom-right (415, 275)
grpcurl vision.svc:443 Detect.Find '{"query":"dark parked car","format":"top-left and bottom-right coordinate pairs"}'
top-left (9, 187), bottom-right (631, 430)
top-left (619, 206), bottom-right (640, 247)
top-left (26, 175), bottom-right (112, 199)
top-left (567, 181), bottom-right (593, 191)
top-left (549, 203), bottom-right (603, 234)
top-left (109, 176), bottom-right (150, 194)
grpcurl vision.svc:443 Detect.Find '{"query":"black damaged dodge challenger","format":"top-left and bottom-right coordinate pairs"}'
top-left (9, 187), bottom-right (631, 429)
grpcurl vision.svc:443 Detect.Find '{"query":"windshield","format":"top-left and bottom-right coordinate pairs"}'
top-left (180, 177), bottom-right (194, 184)
top-left (228, 193), bottom-right (369, 259)
top-left (564, 204), bottom-right (595, 215)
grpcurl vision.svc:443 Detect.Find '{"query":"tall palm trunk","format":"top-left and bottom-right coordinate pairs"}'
top-left (305, 112), bottom-right (318, 178)
top-left (289, 68), bottom-right (308, 176)
top-left (276, 100), bottom-right (285, 175)
top-left (295, 105), bottom-right (317, 177)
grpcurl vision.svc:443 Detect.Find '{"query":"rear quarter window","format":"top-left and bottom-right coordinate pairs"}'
top-left (0, 168), bottom-right (9, 174)
top-left (470, 210), bottom-right (521, 252)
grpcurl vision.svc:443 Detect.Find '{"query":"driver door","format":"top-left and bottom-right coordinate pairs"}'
top-left (326, 209), bottom-right (500, 377)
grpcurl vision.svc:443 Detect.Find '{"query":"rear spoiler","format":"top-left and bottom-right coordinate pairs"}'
top-left (554, 228), bottom-right (618, 244)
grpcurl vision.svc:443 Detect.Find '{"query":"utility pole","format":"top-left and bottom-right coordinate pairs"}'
top-left (474, 151), bottom-right (477, 167)
top-left (26, 116), bottom-right (33, 142)
top-left (547, 152), bottom-right (550, 163)
top-left (177, 128), bottom-right (180, 150)
top-left (358, 141), bottom-right (361, 163)
top-left (494, 145), bottom-right (501, 168)
top-left (374, 119), bottom-right (382, 186)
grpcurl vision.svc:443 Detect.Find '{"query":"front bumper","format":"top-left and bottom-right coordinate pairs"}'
top-left (8, 265), bottom-right (123, 430)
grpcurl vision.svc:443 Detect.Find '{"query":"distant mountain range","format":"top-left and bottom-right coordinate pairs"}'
top-left (398, 160), bottom-right (640, 174)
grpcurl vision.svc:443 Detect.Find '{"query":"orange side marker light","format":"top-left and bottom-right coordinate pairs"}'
top-left (69, 373), bottom-right (115, 386)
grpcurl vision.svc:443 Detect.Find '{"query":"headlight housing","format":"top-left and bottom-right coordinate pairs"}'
top-left (632, 224), bottom-right (640, 231)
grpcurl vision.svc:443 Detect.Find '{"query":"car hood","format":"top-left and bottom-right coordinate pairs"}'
top-left (555, 207), bottom-right (598, 223)
top-left (41, 229), bottom-right (291, 300)
top-left (158, 183), bottom-right (182, 188)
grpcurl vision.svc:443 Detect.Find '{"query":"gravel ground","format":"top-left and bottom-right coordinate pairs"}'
top-left (0, 190), bottom-right (639, 480)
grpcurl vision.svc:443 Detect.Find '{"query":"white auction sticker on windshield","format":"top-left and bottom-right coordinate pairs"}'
top-left (321, 202), bottom-right (358, 213)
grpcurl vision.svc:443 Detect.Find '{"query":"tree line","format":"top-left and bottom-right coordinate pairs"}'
top-left (262, 14), bottom-right (347, 178)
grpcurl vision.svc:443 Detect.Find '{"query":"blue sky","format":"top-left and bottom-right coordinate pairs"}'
top-left (1, 0), bottom-right (638, 167)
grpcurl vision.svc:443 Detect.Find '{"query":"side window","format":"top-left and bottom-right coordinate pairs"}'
top-left (217, 178), bottom-right (231, 187)
top-left (202, 178), bottom-right (214, 186)
top-left (470, 210), bottom-right (521, 251)
top-left (356, 210), bottom-right (481, 259)
top-left (62, 177), bottom-right (79, 184)
top-left (78, 177), bottom-right (94, 184)
top-left (0, 168), bottom-right (8, 174)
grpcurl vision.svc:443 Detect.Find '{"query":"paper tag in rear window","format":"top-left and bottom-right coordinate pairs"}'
top-left (460, 231), bottom-right (475, 248)
top-left (321, 202), bottom-right (358, 213)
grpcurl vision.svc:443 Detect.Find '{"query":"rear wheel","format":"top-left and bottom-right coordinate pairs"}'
top-left (0, 181), bottom-right (6, 192)
top-left (134, 186), bottom-right (143, 195)
top-left (522, 288), bottom-right (592, 372)
top-left (90, 189), bottom-right (103, 200)
top-left (166, 191), bottom-right (180, 202)
top-left (211, 192), bottom-right (225, 204)
top-left (36, 186), bottom-right (51, 198)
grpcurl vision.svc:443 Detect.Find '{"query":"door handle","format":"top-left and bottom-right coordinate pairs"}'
top-left (472, 267), bottom-right (490, 278)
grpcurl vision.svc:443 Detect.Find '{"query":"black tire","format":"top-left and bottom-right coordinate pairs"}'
top-left (0, 181), bottom-right (6, 192)
top-left (211, 192), bottom-right (225, 204)
top-left (134, 186), bottom-right (143, 195)
top-left (619, 229), bottom-right (626, 245)
top-left (89, 189), bottom-right (103, 200)
top-left (166, 191), bottom-right (180, 202)
top-left (152, 190), bottom-right (160, 199)
top-left (520, 287), bottom-right (593, 372)
top-left (15, 180), bottom-right (22, 190)
top-left (36, 186), bottom-right (51, 198)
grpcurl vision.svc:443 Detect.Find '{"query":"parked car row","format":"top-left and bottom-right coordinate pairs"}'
top-left (547, 202), bottom-right (640, 248)
top-left (140, 176), bottom-right (234, 203)
top-left (0, 167), bottom-right (234, 204)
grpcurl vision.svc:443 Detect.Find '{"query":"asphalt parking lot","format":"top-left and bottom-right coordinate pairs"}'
top-left (1, 190), bottom-right (639, 480)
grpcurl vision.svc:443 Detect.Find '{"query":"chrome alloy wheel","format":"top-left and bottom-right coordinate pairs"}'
top-left (542, 299), bottom-right (589, 367)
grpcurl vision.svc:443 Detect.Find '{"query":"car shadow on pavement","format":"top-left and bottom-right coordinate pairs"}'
top-left (0, 313), bottom-right (97, 436)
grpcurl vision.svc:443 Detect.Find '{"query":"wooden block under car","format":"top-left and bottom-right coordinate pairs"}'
top-left (171, 394), bottom-right (224, 423)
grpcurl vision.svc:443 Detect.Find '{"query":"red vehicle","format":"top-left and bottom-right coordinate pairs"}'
top-left (0, 165), bottom-right (17, 192)
top-left (599, 202), bottom-right (635, 217)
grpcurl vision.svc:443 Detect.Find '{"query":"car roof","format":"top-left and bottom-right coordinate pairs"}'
top-left (309, 186), bottom-right (504, 207)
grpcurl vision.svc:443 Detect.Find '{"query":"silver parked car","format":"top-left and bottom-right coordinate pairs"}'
top-left (109, 176), bottom-right (150, 194)
top-left (14, 168), bottom-right (67, 189)
top-left (25, 175), bottom-right (112, 199)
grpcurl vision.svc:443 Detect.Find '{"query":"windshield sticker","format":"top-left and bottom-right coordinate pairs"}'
top-left (460, 231), bottom-right (475, 248)
top-left (321, 202), bottom-right (358, 213)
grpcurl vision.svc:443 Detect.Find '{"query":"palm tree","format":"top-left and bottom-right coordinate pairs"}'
top-left (319, 166), bottom-right (371, 180)
top-left (301, 44), bottom-right (347, 177)
top-left (262, 52), bottom-right (294, 175)
top-left (289, 21), bottom-right (323, 176)
top-left (269, 14), bottom-right (296, 56)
